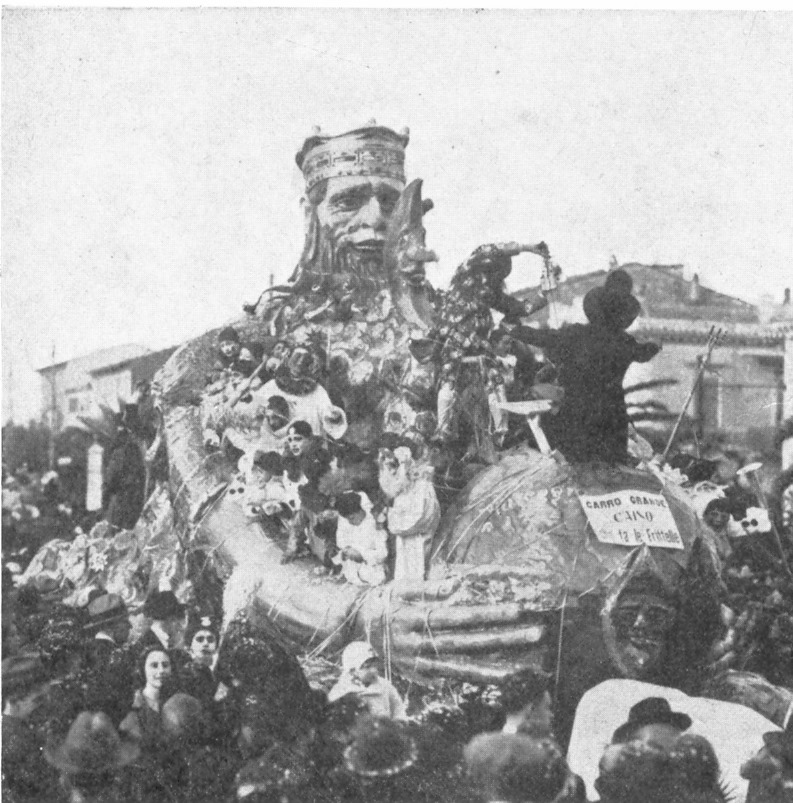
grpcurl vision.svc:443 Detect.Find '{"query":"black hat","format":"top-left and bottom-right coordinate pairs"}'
top-left (143, 590), bottom-right (185, 621)
top-left (218, 326), bottom-right (240, 344)
top-left (583, 269), bottom-right (641, 331)
top-left (612, 697), bottom-right (692, 743)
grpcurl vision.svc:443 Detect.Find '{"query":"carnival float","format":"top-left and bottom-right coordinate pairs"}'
top-left (22, 124), bottom-right (781, 732)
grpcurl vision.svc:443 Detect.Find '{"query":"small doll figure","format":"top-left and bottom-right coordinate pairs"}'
top-left (486, 367), bottom-right (509, 447)
top-left (243, 451), bottom-right (292, 525)
top-left (332, 492), bottom-right (388, 587)
top-left (327, 642), bottom-right (406, 720)
top-left (379, 446), bottom-right (441, 583)
top-left (436, 364), bottom-right (457, 441)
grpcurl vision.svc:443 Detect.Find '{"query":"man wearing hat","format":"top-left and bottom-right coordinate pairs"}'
top-left (85, 593), bottom-right (131, 660)
top-left (611, 696), bottom-right (692, 749)
top-left (742, 718), bottom-right (793, 803)
top-left (83, 593), bottom-right (137, 726)
top-left (139, 590), bottom-right (186, 652)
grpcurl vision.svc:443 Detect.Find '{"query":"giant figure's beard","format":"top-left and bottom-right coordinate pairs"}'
top-left (291, 208), bottom-right (390, 294)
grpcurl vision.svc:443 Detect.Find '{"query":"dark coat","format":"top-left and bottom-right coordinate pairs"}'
top-left (511, 323), bottom-right (660, 463)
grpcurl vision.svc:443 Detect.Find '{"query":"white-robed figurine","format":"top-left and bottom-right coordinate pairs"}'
top-left (332, 491), bottom-right (388, 586)
top-left (379, 446), bottom-right (441, 583)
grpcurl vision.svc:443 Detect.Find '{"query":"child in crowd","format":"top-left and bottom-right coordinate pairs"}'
top-left (332, 492), bottom-right (388, 586)
top-left (327, 641), bottom-right (406, 720)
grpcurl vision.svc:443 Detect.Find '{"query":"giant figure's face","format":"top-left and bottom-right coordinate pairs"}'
top-left (312, 175), bottom-right (403, 266)
top-left (611, 590), bottom-right (676, 678)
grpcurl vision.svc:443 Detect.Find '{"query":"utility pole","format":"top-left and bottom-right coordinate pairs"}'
top-left (48, 343), bottom-right (57, 470)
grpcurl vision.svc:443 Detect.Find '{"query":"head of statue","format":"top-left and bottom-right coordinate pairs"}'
top-left (295, 123), bottom-right (409, 287)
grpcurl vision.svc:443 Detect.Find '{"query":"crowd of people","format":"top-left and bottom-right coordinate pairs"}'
top-left (3, 566), bottom-right (791, 802)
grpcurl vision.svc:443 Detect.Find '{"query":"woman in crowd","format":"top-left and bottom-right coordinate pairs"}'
top-left (119, 646), bottom-right (177, 751)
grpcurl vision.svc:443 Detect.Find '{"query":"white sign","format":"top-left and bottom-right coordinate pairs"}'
top-left (578, 490), bottom-right (684, 550)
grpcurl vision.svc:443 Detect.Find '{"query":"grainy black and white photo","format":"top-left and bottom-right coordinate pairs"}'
top-left (2, 9), bottom-right (792, 803)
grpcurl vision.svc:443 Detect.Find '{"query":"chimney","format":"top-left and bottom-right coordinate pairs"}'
top-left (784, 288), bottom-right (791, 305)
top-left (758, 293), bottom-right (774, 324)
top-left (688, 273), bottom-right (702, 304)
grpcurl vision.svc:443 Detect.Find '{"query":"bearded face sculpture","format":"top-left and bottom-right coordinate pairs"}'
top-left (289, 125), bottom-right (409, 296)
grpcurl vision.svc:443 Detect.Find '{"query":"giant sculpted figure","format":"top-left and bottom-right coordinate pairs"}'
top-left (152, 125), bottom-right (722, 730)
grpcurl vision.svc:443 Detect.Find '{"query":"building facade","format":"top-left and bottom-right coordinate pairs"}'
top-left (37, 345), bottom-right (175, 432)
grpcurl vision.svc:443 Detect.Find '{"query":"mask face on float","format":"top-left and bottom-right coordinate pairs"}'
top-left (609, 589), bottom-right (676, 679)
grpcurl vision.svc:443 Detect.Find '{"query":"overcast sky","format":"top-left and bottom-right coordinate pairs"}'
top-left (3, 9), bottom-right (792, 421)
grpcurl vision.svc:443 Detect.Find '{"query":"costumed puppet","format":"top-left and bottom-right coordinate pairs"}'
top-left (506, 269), bottom-right (661, 464)
top-left (415, 242), bottom-right (550, 461)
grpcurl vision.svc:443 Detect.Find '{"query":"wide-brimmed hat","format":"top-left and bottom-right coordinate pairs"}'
top-left (583, 270), bottom-right (641, 331)
top-left (85, 593), bottom-right (128, 630)
top-left (612, 697), bottom-right (692, 743)
top-left (344, 715), bottom-right (419, 778)
top-left (143, 590), bottom-right (185, 621)
top-left (44, 711), bottom-right (140, 774)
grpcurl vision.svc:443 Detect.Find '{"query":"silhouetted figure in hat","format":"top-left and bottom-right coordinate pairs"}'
top-left (507, 269), bottom-right (660, 464)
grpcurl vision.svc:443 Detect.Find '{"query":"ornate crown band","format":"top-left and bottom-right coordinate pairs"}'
top-left (296, 124), bottom-right (409, 192)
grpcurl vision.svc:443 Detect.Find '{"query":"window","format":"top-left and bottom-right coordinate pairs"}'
top-left (68, 397), bottom-right (80, 413)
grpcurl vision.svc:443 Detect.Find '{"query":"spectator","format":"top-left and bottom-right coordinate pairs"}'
top-left (464, 731), bottom-right (582, 803)
top-left (140, 590), bottom-right (187, 652)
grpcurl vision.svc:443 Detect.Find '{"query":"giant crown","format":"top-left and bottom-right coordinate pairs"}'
top-left (296, 122), bottom-right (409, 192)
